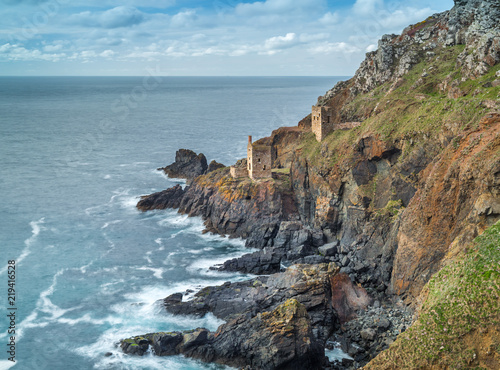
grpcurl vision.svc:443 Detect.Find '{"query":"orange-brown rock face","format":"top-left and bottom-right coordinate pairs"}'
top-left (391, 114), bottom-right (500, 298)
top-left (330, 273), bottom-right (371, 324)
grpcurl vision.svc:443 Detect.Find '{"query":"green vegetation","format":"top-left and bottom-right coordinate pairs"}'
top-left (297, 43), bottom-right (499, 189)
top-left (374, 199), bottom-right (404, 219)
top-left (271, 167), bottom-right (290, 174)
top-left (367, 221), bottom-right (500, 369)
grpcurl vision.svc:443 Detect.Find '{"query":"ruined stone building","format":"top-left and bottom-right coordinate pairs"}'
top-left (229, 158), bottom-right (248, 178)
top-left (229, 136), bottom-right (272, 180)
top-left (312, 105), bottom-right (361, 142)
top-left (311, 105), bottom-right (334, 142)
top-left (247, 136), bottom-right (272, 180)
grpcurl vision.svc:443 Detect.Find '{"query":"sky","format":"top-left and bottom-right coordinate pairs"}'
top-left (0, 0), bottom-right (454, 76)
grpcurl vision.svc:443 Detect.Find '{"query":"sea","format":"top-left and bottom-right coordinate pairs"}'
top-left (0, 76), bottom-right (345, 370)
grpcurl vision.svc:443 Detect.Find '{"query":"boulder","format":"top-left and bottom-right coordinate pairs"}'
top-left (360, 328), bottom-right (376, 341)
top-left (163, 263), bottom-right (339, 343)
top-left (330, 273), bottom-right (371, 324)
top-left (205, 299), bottom-right (324, 370)
top-left (318, 241), bottom-right (339, 256)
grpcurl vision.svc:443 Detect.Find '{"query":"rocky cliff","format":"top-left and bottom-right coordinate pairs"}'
top-left (128, 0), bottom-right (500, 368)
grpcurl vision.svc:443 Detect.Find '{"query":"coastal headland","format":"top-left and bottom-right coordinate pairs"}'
top-left (120, 1), bottom-right (500, 368)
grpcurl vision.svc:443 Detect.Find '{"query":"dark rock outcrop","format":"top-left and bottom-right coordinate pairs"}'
top-left (206, 159), bottom-right (225, 173)
top-left (120, 300), bottom-right (325, 370)
top-left (136, 184), bottom-right (185, 211)
top-left (163, 263), bottom-right (340, 343)
top-left (177, 168), bottom-right (299, 249)
top-left (159, 149), bottom-right (207, 183)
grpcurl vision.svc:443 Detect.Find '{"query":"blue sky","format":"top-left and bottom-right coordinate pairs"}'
top-left (0, 0), bottom-right (454, 76)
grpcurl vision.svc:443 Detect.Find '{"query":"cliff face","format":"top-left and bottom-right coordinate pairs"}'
top-left (177, 167), bottom-right (298, 249)
top-left (139, 0), bottom-right (500, 302)
top-left (130, 0), bottom-right (500, 368)
top-left (138, 0), bottom-right (500, 302)
top-left (278, 0), bottom-right (500, 300)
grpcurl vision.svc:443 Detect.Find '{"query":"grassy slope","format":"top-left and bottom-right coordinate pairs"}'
top-left (296, 44), bottom-right (500, 215)
top-left (299, 45), bottom-right (500, 167)
top-left (365, 221), bottom-right (500, 369)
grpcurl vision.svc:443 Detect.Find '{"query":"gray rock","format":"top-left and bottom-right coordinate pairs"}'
top-left (206, 160), bottom-right (225, 173)
top-left (160, 149), bottom-right (208, 183)
top-left (318, 242), bottom-right (338, 256)
top-left (341, 255), bottom-right (350, 267)
top-left (360, 328), bottom-right (376, 341)
top-left (377, 318), bottom-right (391, 331)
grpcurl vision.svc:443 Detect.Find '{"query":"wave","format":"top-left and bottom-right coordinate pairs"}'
top-left (0, 360), bottom-right (16, 369)
top-left (75, 328), bottom-right (232, 370)
top-left (158, 213), bottom-right (198, 229)
top-left (101, 219), bottom-right (122, 229)
top-left (325, 347), bottom-right (353, 363)
top-left (186, 247), bottom-right (256, 280)
top-left (85, 188), bottom-right (140, 216)
top-left (136, 266), bottom-right (164, 279)
top-left (16, 269), bottom-right (74, 340)
top-left (153, 169), bottom-right (188, 189)
top-left (0, 217), bottom-right (45, 276)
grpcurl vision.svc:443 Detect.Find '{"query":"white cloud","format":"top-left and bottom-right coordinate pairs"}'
top-left (365, 44), bottom-right (377, 52)
top-left (378, 7), bottom-right (434, 29)
top-left (0, 43), bottom-right (65, 61)
top-left (353, 0), bottom-right (384, 16)
top-left (236, 0), bottom-right (323, 16)
top-left (308, 41), bottom-right (359, 55)
top-left (43, 44), bottom-right (63, 52)
top-left (99, 49), bottom-right (115, 58)
top-left (299, 33), bottom-right (330, 43)
top-left (264, 33), bottom-right (297, 50)
top-left (71, 6), bottom-right (146, 29)
top-left (319, 11), bottom-right (339, 25)
top-left (170, 10), bottom-right (198, 28)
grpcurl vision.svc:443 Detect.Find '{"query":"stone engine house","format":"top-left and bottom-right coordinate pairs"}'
top-left (247, 136), bottom-right (272, 180)
top-left (229, 136), bottom-right (272, 180)
top-left (311, 105), bottom-right (334, 142)
top-left (312, 105), bottom-right (361, 142)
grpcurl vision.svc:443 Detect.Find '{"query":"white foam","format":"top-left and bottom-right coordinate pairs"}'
top-left (186, 248), bottom-right (256, 279)
top-left (144, 253), bottom-right (153, 264)
top-left (101, 220), bottom-right (122, 229)
top-left (158, 213), bottom-right (193, 228)
top-left (75, 327), bottom-right (232, 370)
top-left (136, 267), bottom-right (164, 279)
top-left (120, 195), bottom-right (140, 210)
top-left (104, 174), bottom-right (111, 179)
top-left (325, 348), bottom-right (353, 362)
top-left (0, 360), bottom-right (16, 369)
top-left (153, 169), bottom-right (188, 188)
top-left (0, 217), bottom-right (44, 275)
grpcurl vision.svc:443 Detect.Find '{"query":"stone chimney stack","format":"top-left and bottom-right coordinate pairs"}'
top-left (248, 135), bottom-right (252, 144)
